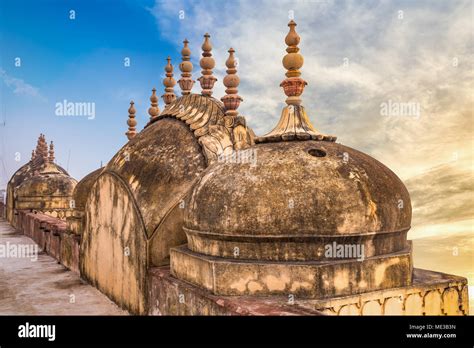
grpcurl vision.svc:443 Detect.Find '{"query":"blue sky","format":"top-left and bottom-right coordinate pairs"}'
top-left (0, 0), bottom-right (181, 184)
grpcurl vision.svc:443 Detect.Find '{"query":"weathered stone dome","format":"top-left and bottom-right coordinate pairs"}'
top-left (6, 160), bottom-right (69, 223)
top-left (184, 140), bottom-right (412, 261)
top-left (15, 163), bottom-right (77, 212)
top-left (71, 168), bottom-right (103, 210)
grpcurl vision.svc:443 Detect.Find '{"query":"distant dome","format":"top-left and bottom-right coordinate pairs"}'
top-left (184, 140), bottom-right (412, 261)
top-left (15, 162), bottom-right (77, 214)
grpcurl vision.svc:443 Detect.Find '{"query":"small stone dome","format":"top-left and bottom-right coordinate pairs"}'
top-left (184, 140), bottom-right (412, 261)
top-left (15, 163), bottom-right (77, 212)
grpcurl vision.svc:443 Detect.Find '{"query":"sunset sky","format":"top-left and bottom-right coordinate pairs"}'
top-left (0, 0), bottom-right (472, 307)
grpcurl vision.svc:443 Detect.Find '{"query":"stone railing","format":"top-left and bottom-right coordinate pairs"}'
top-left (311, 268), bottom-right (468, 316)
top-left (15, 210), bottom-right (81, 274)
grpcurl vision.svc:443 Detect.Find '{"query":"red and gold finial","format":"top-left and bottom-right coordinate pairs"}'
top-left (178, 39), bottom-right (194, 95)
top-left (198, 33), bottom-right (217, 96)
top-left (255, 21), bottom-right (336, 143)
top-left (221, 48), bottom-right (242, 118)
top-left (280, 20), bottom-right (307, 106)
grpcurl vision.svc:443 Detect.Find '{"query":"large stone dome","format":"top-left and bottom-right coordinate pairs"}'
top-left (71, 167), bottom-right (103, 210)
top-left (184, 140), bottom-right (412, 261)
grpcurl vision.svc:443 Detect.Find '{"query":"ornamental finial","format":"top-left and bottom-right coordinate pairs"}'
top-left (126, 101), bottom-right (137, 140)
top-left (148, 88), bottom-right (160, 122)
top-left (281, 20), bottom-right (306, 106)
top-left (221, 48), bottom-right (242, 118)
top-left (48, 141), bottom-right (55, 163)
top-left (256, 21), bottom-right (336, 143)
top-left (162, 57), bottom-right (177, 105)
top-left (178, 39), bottom-right (194, 95)
top-left (197, 33), bottom-right (217, 96)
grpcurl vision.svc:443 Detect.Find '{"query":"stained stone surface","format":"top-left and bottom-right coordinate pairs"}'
top-left (0, 219), bottom-right (126, 315)
top-left (185, 140), bottom-right (412, 261)
top-left (150, 266), bottom-right (468, 316)
top-left (171, 244), bottom-right (413, 298)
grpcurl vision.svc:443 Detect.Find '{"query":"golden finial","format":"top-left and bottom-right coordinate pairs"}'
top-left (148, 87), bottom-right (160, 122)
top-left (126, 101), bottom-right (137, 140)
top-left (197, 33), bottom-right (217, 96)
top-left (281, 20), bottom-right (306, 105)
top-left (162, 56), bottom-right (177, 105)
top-left (178, 39), bottom-right (194, 95)
top-left (256, 21), bottom-right (336, 143)
top-left (48, 141), bottom-right (55, 163)
top-left (221, 48), bottom-right (242, 120)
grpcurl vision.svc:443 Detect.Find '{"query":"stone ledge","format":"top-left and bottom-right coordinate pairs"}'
top-left (150, 266), bottom-right (468, 316)
top-left (170, 244), bottom-right (413, 298)
top-left (303, 268), bottom-right (469, 315)
top-left (15, 210), bottom-right (80, 274)
top-left (148, 266), bottom-right (324, 315)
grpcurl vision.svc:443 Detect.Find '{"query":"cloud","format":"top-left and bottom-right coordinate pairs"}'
top-left (0, 68), bottom-right (46, 101)
top-left (405, 157), bottom-right (474, 228)
top-left (148, 0), bottom-right (472, 180)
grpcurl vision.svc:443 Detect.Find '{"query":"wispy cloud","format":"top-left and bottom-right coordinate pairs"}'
top-left (0, 68), bottom-right (46, 101)
top-left (149, 0), bottom-right (473, 180)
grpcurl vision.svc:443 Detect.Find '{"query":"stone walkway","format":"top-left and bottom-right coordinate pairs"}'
top-left (0, 219), bottom-right (127, 315)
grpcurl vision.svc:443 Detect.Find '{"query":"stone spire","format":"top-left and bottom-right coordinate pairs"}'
top-left (221, 48), bottom-right (242, 119)
top-left (256, 20), bottom-right (336, 143)
top-left (48, 141), bottom-right (55, 163)
top-left (126, 101), bottom-right (137, 140)
top-left (197, 33), bottom-right (217, 96)
top-left (178, 39), bottom-right (194, 95)
top-left (281, 20), bottom-right (306, 106)
top-left (38, 134), bottom-right (48, 159)
top-left (35, 134), bottom-right (42, 157)
top-left (31, 150), bottom-right (35, 161)
top-left (148, 88), bottom-right (160, 122)
top-left (162, 57), bottom-right (177, 106)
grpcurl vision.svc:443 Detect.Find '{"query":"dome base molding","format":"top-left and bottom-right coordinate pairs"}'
top-left (170, 243), bottom-right (413, 299)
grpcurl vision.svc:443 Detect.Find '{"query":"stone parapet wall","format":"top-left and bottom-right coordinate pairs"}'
top-left (15, 210), bottom-right (80, 274)
top-left (10, 211), bottom-right (469, 316)
top-left (306, 268), bottom-right (468, 316)
top-left (148, 267), bottom-right (324, 315)
top-left (149, 266), bottom-right (468, 316)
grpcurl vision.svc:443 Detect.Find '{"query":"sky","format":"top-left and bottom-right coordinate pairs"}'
top-left (0, 0), bottom-right (472, 280)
